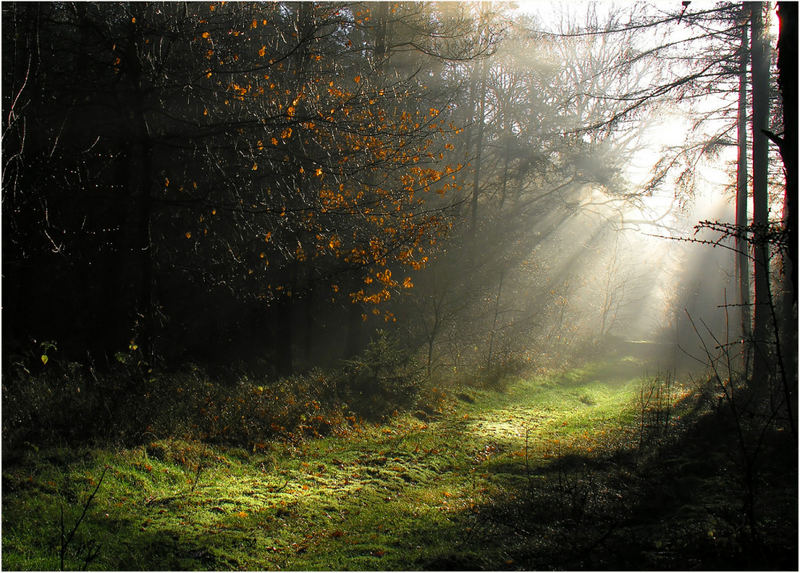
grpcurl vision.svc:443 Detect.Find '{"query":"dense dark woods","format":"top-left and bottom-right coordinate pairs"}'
top-left (2, 2), bottom-right (462, 368)
top-left (2, 1), bottom-right (796, 570)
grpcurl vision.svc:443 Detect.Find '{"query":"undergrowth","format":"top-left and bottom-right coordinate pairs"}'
top-left (2, 357), bottom-right (796, 570)
top-left (2, 332), bottom-right (431, 455)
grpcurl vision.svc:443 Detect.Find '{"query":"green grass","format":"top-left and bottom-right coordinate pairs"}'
top-left (3, 358), bottom-right (794, 570)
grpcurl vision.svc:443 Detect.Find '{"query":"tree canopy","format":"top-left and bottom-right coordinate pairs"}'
top-left (3, 1), bottom-right (792, 387)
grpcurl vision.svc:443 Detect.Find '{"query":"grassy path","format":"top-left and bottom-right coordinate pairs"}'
top-left (3, 361), bottom-right (651, 570)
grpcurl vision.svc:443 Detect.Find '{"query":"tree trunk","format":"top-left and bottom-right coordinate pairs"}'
top-left (293, 2), bottom-right (312, 70)
top-left (736, 6), bottom-right (752, 350)
top-left (426, 295), bottom-right (443, 377)
top-left (275, 293), bottom-right (293, 376)
top-left (486, 271), bottom-right (504, 369)
top-left (303, 290), bottom-right (314, 368)
top-left (345, 302), bottom-right (364, 358)
top-left (374, 2), bottom-right (389, 61)
top-left (499, 132), bottom-right (511, 210)
top-left (748, 1), bottom-right (771, 382)
top-left (469, 55), bottom-right (488, 254)
top-left (777, 1), bottom-right (797, 433)
top-left (124, 8), bottom-right (155, 365)
top-left (777, 2), bottom-right (797, 306)
top-left (469, 5), bottom-right (489, 258)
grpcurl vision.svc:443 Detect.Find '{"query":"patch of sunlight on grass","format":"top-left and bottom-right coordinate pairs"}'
top-left (450, 363), bottom-right (646, 471)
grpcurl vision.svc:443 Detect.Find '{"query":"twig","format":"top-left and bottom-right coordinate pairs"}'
top-left (60, 466), bottom-right (108, 571)
top-left (271, 477), bottom-right (291, 493)
top-left (764, 267), bottom-right (796, 438)
top-left (7, 54), bottom-right (31, 126)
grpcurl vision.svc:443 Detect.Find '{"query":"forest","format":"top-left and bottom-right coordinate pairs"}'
top-left (1, 1), bottom-right (796, 570)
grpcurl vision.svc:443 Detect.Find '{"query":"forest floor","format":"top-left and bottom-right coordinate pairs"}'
top-left (2, 357), bottom-right (797, 570)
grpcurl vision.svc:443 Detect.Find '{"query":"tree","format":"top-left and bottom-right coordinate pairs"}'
top-left (775, 2), bottom-right (797, 305)
top-left (395, 5), bottom-right (666, 373)
top-left (736, 4), bottom-right (752, 345)
top-left (748, 1), bottom-right (772, 381)
top-left (2, 1), bottom-right (488, 374)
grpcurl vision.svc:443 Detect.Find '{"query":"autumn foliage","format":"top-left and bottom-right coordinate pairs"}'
top-left (2, 2), bottom-right (476, 368)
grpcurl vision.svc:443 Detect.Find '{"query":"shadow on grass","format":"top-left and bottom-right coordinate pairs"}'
top-left (431, 407), bottom-right (798, 571)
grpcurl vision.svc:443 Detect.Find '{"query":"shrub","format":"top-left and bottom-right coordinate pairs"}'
top-left (339, 331), bottom-right (425, 419)
top-left (2, 342), bottom-right (112, 450)
top-left (473, 355), bottom-right (529, 391)
top-left (3, 332), bottom-right (428, 453)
